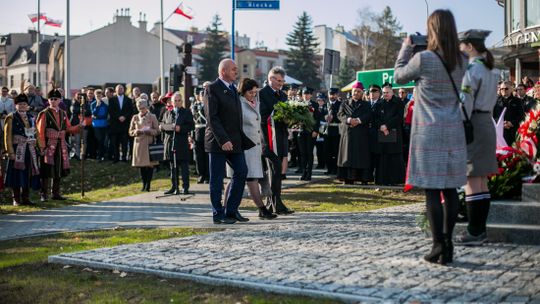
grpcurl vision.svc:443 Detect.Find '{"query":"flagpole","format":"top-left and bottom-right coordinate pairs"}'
top-left (36, 0), bottom-right (41, 88)
top-left (231, 0), bottom-right (235, 60)
top-left (64, 0), bottom-right (70, 98)
top-left (160, 0), bottom-right (165, 95)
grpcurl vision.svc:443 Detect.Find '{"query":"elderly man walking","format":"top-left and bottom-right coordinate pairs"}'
top-left (205, 59), bottom-right (254, 224)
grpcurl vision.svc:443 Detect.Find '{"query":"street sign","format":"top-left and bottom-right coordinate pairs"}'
top-left (356, 68), bottom-right (415, 89)
top-left (323, 49), bottom-right (340, 75)
top-left (236, 0), bottom-right (280, 10)
top-left (185, 66), bottom-right (197, 75)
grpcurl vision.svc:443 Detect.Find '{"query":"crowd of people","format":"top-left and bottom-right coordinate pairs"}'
top-left (2, 8), bottom-right (540, 265)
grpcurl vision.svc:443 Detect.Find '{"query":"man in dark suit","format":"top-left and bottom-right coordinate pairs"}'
top-left (259, 67), bottom-right (294, 214)
top-left (205, 59), bottom-right (254, 224)
top-left (108, 84), bottom-right (133, 163)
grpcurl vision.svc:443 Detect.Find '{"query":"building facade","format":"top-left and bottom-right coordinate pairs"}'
top-left (501, 0), bottom-right (540, 82)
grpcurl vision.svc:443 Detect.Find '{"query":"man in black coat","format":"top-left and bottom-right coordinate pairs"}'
top-left (205, 59), bottom-right (254, 224)
top-left (108, 84), bottom-right (133, 163)
top-left (324, 88), bottom-right (341, 175)
top-left (367, 84), bottom-right (383, 183)
top-left (493, 82), bottom-right (524, 146)
top-left (297, 87), bottom-right (321, 181)
top-left (259, 67), bottom-right (294, 214)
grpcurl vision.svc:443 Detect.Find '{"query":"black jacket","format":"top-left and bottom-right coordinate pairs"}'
top-left (493, 95), bottom-right (524, 145)
top-left (259, 85), bottom-right (288, 156)
top-left (108, 95), bottom-right (134, 134)
top-left (162, 107), bottom-right (194, 161)
top-left (373, 96), bottom-right (404, 154)
top-left (204, 79), bottom-right (254, 153)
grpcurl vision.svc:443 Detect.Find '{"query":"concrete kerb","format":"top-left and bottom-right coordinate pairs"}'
top-left (47, 255), bottom-right (381, 304)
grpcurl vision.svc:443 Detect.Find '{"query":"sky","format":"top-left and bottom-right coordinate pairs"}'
top-left (1, 0), bottom-right (504, 49)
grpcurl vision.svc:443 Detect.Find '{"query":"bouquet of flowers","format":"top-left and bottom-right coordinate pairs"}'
top-left (272, 100), bottom-right (316, 131)
top-left (488, 146), bottom-right (531, 199)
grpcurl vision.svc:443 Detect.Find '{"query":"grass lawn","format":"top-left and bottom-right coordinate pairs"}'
top-left (0, 228), bottom-right (332, 304)
top-left (0, 159), bottom-right (196, 215)
top-left (240, 181), bottom-right (424, 212)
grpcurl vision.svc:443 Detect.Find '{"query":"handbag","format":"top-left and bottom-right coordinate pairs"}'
top-left (433, 52), bottom-right (474, 144)
top-left (149, 140), bottom-right (164, 162)
top-left (378, 129), bottom-right (398, 143)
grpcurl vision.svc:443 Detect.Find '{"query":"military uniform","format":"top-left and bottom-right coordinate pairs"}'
top-left (192, 90), bottom-right (209, 183)
top-left (324, 88), bottom-right (341, 175)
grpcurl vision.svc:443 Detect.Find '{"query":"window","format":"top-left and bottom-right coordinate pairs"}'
top-left (33, 72), bottom-right (36, 85)
top-left (0, 58), bottom-right (3, 68)
top-left (510, 0), bottom-right (521, 31)
top-left (527, 0), bottom-right (540, 27)
top-left (256, 60), bottom-right (261, 69)
top-left (21, 74), bottom-right (25, 85)
top-left (10, 75), bottom-right (13, 87)
top-left (268, 61), bottom-right (275, 69)
top-left (243, 64), bottom-right (249, 74)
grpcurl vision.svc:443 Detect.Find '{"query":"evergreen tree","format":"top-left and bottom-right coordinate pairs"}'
top-left (285, 12), bottom-right (321, 89)
top-left (335, 56), bottom-right (356, 89)
top-left (372, 6), bottom-right (402, 69)
top-left (199, 15), bottom-right (228, 82)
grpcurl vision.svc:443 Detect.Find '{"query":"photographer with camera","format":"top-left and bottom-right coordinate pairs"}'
top-left (394, 10), bottom-right (467, 266)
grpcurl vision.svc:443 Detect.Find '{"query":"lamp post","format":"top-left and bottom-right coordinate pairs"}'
top-left (424, 0), bottom-right (429, 19)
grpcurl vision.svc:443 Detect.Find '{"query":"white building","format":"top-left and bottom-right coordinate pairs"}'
top-left (69, 9), bottom-right (179, 91)
top-left (7, 40), bottom-right (52, 91)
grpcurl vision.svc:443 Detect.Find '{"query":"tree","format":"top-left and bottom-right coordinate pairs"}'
top-left (355, 7), bottom-right (378, 70)
top-left (285, 12), bottom-right (321, 89)
top-left (335, 56), bottom-right (356, 89)
top-left (372, 6), bottom-right (402, 69)
top-left (199, 15), bottom-right (228, 82)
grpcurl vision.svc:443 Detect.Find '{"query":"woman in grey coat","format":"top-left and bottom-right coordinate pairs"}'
top-left (225, 78), bottom-right (276, 219)
top-left (394, 10), bottom-right (466, 265)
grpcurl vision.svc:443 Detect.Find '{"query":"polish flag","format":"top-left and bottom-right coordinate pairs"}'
top-left (173, 3), bottom-right (194, 20)
top-left (45, 18), bottom-right (63, 28)
top-left (28, 13), bottom-right (47, 23)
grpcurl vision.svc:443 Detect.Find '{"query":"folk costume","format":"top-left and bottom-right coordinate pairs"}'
top-left (4, 94), bottom-right (40, 205)
top-left (36, 89), bottom-right (81, 201)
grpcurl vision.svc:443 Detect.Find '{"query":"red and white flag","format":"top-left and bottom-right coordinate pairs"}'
top-left (28, 13), bottom-right (47, 23)
top-left (45, 18), bottom-right (63, 28)
top-left (173, 2), bottom-right (194, 20)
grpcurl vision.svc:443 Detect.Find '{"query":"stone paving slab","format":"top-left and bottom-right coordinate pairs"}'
top-left (49, 204), bottom-right (540, 303)
top-left (0, 170), bottom-right (329, 241)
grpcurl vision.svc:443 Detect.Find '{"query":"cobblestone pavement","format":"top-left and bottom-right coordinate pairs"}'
top-left (49, 204), bottom-right (540, 303)
top-left (0, 170), bottom-right (330, 241)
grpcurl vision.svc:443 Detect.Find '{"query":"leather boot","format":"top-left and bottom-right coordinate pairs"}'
top-left (258, 206), bottom-right (277, 219)
top-left (12, 188), bottom-right (21, 206)
top-left (21, 187), bottom-right (34, 205)
top-left (443, 233), bottom-right (454, 263)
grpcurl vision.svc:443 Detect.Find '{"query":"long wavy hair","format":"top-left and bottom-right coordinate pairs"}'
top-left (427, 9), bottom-right (462, 71)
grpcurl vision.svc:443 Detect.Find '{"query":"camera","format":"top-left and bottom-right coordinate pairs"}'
top-left (409, 33), bottom-right (428, 55)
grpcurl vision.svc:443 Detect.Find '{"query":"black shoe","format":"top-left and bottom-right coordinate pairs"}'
top-left (197, 176), bottom-right (205, 184)
top-left (213, 217), bottom-right (237, 224)
top-left (300, 172), bottom-right (307, 181)
top-left (112, 160), bottom-right (119, 164)
top-left (182, 189), bottom-right (192, 195)
top-left (305, 173), bottom-right (312, 181)
top-left (276, 208), bottom-right (295, 215)
top-left (315, 165), bottom-right (324, 169)
top-left (324, 171), bottom-right (331, 175)
top-left (228, 211), bottom-right (250, 222)
top-left (281, 174), bottom-right (287, 180)
top-left (22, 201), bottom-right (36, 206)
top-left (294, 169), bottom-right (302, 174)
top-left (424, 241), bottom-right (448, 265)
top-left (258, 207), bottom-right (277, 219)
top-left (51, 195), bottom-right (67, 201)
top-left (164, 188), bottom-right (176, 195)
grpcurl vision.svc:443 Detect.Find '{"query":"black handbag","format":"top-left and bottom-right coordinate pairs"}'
top-left (434, 52), bottom-right (474, 144)
top-left (149, 140), bottom-right (164, 162)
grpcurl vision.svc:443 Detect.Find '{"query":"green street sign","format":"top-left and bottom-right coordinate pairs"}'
top-left (356, 68), bottom-right (415, 89)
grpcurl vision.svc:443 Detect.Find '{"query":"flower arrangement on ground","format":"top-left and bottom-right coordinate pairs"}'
top-left (272, 100), bottom-right (315, 131)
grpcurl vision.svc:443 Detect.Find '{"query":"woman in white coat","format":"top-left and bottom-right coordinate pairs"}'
top-left (226, 78), bottom-right (276, 219)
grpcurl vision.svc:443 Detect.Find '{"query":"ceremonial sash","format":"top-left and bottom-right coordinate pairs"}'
top-left (13, 135), bottom-right (40, 175)
top-left (44, 128), bottom-right (70, 169)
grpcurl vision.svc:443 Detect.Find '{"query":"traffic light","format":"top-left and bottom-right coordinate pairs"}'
top-left (169, 64), bottom-right (186, 91)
